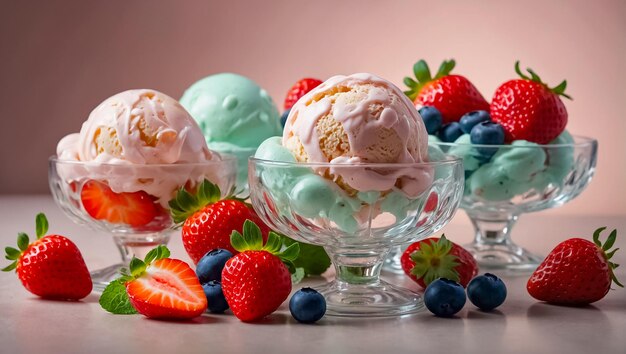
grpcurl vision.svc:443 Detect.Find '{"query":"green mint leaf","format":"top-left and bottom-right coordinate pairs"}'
top-left (129, 258), bottom-right (146, 278)
top-left (5, 247), bottom-right (20, 260)
top-left (278, 235), bottom-right (331, 276)
top-left (2, 261), bottom-right (17, 272)
top-left (35, 213), bottom-right (49, 239)
top-left (17, 233), bottom-right (29, 251)
top-left (99, 279), bottom-right (138, 315)
top-left (291, 267), bottom-right (305, 284)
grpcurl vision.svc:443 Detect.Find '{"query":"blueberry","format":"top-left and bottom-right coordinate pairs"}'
top-left (467, 273), bottom-right (507, 311)
top-left (280, 108), bottom-right (291, 128)
top-left (202, 280), bottom-right (229, 313)
top-left (424, 278), bottom-right (466, 317)
top-left (195, 249), bottom-right (233, 283)
top-left (438, 122), bottom-right (464, 143)
top-left (418, 106), bottom-right (443, 134)
top-left (470, 121), bottom-right (505, 158)
top-left (459, 110), bottom-right (491, 134)
top-left (289, 287), bottom-right (326, 323)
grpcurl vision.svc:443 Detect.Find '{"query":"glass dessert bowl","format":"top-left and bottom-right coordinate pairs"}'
top-left (430, 134), bottom-right (597, 271)
top-left (48, 156), bottom-right (237, 291)
top-left (248, 157), bottom-right (464, 317)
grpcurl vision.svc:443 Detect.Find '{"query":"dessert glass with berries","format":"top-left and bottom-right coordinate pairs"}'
top-left (249, 157), bottom-right (464, 317)
top-left (49, 157), bottom-right (237, 290)
top-left (424, 62), bottom-right (598, 272)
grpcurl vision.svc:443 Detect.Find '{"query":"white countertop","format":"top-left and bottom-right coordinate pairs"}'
top-left (1, 195), bottom-right (624, 354)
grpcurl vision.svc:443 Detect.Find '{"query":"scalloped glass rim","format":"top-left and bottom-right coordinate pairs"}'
top-left (249, 156), bottom-right (463, 168)
top-left (49, 154), bottom-right (237, 167)
top-left (431, 135), bottom-right (597, 149)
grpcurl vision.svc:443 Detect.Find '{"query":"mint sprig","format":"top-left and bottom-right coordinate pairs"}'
top-left (99, 245), bottom-right (171, 315)
top-left (99, 279), bottom-right (138, 315)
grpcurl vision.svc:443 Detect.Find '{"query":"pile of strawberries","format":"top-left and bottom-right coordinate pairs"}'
top-left (403, 59), bottom-right (570, 144)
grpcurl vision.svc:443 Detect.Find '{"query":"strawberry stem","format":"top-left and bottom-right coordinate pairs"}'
top-left (168, 179), bottom-right (223, 225)
top-left (514, 61), bottom-right (572, 100)
top-left (409, 234), bottom-right (461, 286)
top-left (3, 213), bottom-right (52, 272)
top-left (403, 59), bottom-right (456, 101)
top-left (592, 227), bottom-right (623, 288)
top-left (230, 220), bottom-right (300, 268)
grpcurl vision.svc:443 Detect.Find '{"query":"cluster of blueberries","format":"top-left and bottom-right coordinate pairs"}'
top-left (420, 106), bottom-right (506, 158)
top-left (195, 249), bottom-right (326, 323)
top-left (424, 273), bottom-right (507, 317)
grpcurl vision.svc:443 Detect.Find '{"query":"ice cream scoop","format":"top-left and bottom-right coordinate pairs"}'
top-left (180, 73), bottom-right (282, 193)
top-left (63, 89), bottom-right (213, 164)
top-left (283, 73), bottom-right (431, 197)
top-left (181, 73), bottom-right (282, 150)
top-left (56, 89), bottom-right (223, 206)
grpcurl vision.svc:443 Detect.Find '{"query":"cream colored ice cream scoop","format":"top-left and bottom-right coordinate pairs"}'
top-left (61, 89), bottom-right (213, 164)
top-left (283, 73), bottom-right (430, 197)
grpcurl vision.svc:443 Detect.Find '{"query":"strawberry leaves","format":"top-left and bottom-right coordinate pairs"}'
top-left (169, 179), bottom-right (223, 224)
top-left (514, 61), bottom-right (572, 100)
top-left (410, 235), bottom-right (461, 286)
top-left (404, 59), bottom-right (456, 100)
top-left (230, 220), bottom-right (300, 263)
top-left (35, 213), bottom-right (49, 239)
top-left (230, 220), bottom-right (300, 277)
top-left (3, 213), bottom-right (49, 272)
top-left (592, 227), bottom-right (623, 288)
top-left (100, 245), bottom-right (171, 314)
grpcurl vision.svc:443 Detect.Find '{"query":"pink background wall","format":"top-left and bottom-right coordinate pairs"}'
top-left (0, 0), bottom-right (624, 216)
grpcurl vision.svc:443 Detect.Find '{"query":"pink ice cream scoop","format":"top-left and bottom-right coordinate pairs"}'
top-left (55, 89), bottom-right (223, 206)
top-left (282, 73), bottom-right (431, 197)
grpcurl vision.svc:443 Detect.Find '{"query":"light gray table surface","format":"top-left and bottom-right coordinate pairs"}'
top-left (0, 195), bottom-right (624, 354)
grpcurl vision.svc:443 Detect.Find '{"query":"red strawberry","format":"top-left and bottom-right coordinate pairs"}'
top-left (169, 179), bottom-right (270, 264)
top-left (3, 213), bottom-right (92, 300)
top-left (527, 227), bottom-right (622, 305)
top-left (81, 180), bottom-right (157, 227)
top-left (222, 220), bottom-right (299, 322)
top-left (283, 78), bottom-right (323, 110)
top-left (491, 61), bottom-right (570, 144)
top-left (404, 59), bottom-right (489, 124)
top-left (423, 192), bottom-right (439, 213)
top-left (401, 235), bottom-right (478, 288)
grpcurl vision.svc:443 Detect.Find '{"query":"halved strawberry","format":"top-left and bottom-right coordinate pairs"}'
top-left (126, 257), bottom-right (207, 319)
top-left (81, 180), bottom-right (157, 227)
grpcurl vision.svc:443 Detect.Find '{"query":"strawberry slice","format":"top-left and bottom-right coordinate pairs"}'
top-left (126, 258), bottom-right (207, 319)
top-left (81, 180), bottom-right (157, 227)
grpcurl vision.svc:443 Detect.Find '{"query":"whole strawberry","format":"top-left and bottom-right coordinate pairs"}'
top-left (283, 78), bottom-right (322, 110)
top-left (527, 227), bottom-right (622, 305)
top-left (222, 220), bottom-right (299, 322)
top-left (404, 59), bottom-right (489, 124)
top-left (3, 213), bottom-right (92, 300)
top-left (401, 235), bottom-right (478, 288)
top-left (169, 179), bottom-right (270, 263)
top-left (491, 61), bottom-right (570, 144)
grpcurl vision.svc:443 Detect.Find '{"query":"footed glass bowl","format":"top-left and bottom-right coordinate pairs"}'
top-left (49, 156), bottom-right (237, 291)
top-left (248, 157), bottom-right (464, 317)
top-left (428, 134), bottom-right (597, 272)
